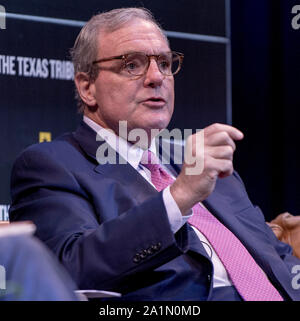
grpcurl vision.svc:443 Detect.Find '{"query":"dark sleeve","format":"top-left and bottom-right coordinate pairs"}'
top-left (9, 147), bottom-right (188, 293)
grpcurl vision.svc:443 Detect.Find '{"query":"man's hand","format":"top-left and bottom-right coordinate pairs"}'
top-left (170, 123), bottom-right (244, 215)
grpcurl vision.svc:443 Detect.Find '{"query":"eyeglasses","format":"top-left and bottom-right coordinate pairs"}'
top-left (92, 51), bottom-right (184, 76)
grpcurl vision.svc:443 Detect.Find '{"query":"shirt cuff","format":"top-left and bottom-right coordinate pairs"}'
top-left (162, 186), bottom-right (192, 233)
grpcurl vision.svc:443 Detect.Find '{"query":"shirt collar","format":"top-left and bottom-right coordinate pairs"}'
top-left (83, 116), bottom-right (157, 170)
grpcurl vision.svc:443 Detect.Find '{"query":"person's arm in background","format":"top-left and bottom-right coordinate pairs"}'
top-left (0, 234), bottom-right (78, 301)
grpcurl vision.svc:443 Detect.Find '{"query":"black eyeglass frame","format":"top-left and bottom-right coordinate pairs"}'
top-left (92, 51), bottom-right (184, 76)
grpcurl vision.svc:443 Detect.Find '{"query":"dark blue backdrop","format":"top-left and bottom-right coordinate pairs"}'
top-left (231, 0), bottom-right (300, 220)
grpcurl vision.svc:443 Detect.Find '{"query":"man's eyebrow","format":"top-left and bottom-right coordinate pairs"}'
top-left (119, 50), bottom-right (137, 56)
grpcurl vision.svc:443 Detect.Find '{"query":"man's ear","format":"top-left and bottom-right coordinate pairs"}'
top-left (74, 72), bottom-right (97, 107)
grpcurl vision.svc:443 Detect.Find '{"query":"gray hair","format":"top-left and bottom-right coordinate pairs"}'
top-left (70, 7), bottom-right (168, 113)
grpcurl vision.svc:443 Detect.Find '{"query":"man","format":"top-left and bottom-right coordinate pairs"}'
top-left (9, 8), bottom-right (300, 300)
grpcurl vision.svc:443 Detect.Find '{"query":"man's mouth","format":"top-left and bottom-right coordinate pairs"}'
top-left (142, 97), bottom-right (166, 107)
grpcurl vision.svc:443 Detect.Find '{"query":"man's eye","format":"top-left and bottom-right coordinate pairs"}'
top-left (126, 62), bottom-right (137, 70)
top-left (125, 60), bottom-right (140, 71)
top-left (159, 60), bottom-right (171, 70)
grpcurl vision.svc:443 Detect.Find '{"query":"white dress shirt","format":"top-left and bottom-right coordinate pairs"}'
top-left (83, 116), bottom-right (232, 288)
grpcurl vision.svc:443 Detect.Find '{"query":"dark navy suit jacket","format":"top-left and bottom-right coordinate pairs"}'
top-left (9, 121), bottom-right (300, 300)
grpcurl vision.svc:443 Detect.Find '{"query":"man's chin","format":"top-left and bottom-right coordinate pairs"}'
top-left (128, 118), bottom-right (170, 131)
top-left (147, 114), bottom-right (172, 129)
top-left (144, 122), bottom-right (170, 136)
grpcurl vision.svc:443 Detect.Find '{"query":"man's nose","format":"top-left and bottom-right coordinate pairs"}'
top-left (143, 59), bottom-right (164, 88)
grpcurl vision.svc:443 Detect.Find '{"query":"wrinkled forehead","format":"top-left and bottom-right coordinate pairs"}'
top-left (96, 19), bottom-right (170, 56)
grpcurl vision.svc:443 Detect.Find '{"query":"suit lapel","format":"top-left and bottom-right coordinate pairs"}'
top-left (73, 121), bottom-right (159, 204)
top-left (94, 161), bottom-right (160, 205)
top-left (73, 120), bottom-right (101, 162)
top-left (203, 180), bottom-right (270, 258)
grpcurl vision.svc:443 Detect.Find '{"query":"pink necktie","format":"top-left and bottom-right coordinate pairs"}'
top-left (141, 150), bottom-right (283, 301)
